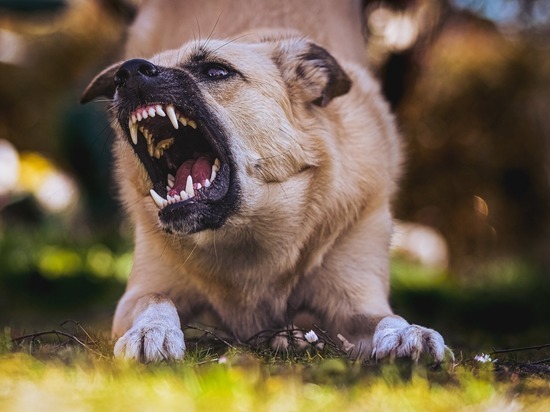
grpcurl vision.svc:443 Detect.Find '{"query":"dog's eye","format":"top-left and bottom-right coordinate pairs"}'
top-left (204, 64), bottom-right (230, 80)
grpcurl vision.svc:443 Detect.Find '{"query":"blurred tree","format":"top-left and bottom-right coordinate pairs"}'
top-left (365, 0), bottom-right (550, 273)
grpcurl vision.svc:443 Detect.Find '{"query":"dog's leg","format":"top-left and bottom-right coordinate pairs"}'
top-left (113, 293), bottom-right (185, 362)
top-left (308, 205), bottom-right (452, 362)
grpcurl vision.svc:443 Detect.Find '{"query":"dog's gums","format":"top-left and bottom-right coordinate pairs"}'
top-left (127, 103), bottom-right (221, 208)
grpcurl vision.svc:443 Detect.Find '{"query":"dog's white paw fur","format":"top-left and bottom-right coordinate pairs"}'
top-left (372, 316), bottom-right (452, 363)
top-left (113, 298), bottom-right (185, 362)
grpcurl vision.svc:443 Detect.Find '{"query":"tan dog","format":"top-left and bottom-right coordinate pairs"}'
top-left (82, 0), bottom-right (450, 362)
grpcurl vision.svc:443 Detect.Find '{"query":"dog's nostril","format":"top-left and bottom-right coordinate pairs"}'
top-left (114, 59), bottom-right (159, 88)
top-left (137, 62), bottom-right (159, 77)
top-left (114, 68), bottom-right (130, 88)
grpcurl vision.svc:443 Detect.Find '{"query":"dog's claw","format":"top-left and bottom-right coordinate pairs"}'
top-left (371, 316), bottom-right (452, 363)
top-left (114, 324), bottom-right (185, 362)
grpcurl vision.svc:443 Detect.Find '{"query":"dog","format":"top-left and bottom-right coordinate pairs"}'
top-left (81, 0), bottom-right (450, 362)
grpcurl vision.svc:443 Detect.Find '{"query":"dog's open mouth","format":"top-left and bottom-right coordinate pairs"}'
top-left (124, 102), bottom-right (229, 213)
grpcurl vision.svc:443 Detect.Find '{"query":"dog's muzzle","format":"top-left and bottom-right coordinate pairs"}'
top-left (111, 58), bottom-right (240, 234)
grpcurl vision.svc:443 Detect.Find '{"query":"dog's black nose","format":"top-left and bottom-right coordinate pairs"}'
top-left (114, 59), bottom-right (159, 88)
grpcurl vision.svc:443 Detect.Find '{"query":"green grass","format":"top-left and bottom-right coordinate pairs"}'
top-left (0, 328), bottom-right (549, 412)
top-left (1, 223), bottom-right (549, 410)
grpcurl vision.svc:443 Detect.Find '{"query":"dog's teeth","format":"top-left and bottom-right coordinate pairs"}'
top-left (196, 183), bottom-right (202, 190)
top-left (167, 194), bottom-right (174, 204)
top-left (129, 122), bottom-right (138, 145)
top-left (188, 120), bottom-right (197, 129)
top-left (149, 189), bottom-right (166, 209)
top-left (156, 138), bottom-right (175, 150)
top-left (131, 114), bottom-right (137, 124)
top-left (180, 190), bottom-right (189, 200)
top-left (148, 107), bottom-right (156, 117)
top-left (136, 112), bottom-right (142, 122)
top-left (213, 158), bottom-right (221, 171)
top-left (210, 169), bottom-right (217, 183)
top-left (147, 141), bottom-right (154, 157)
top-left (174, 194), bottom-right (181, 202)
top-left (167, 174), bottom-right (175, 187)
top-left (142, 109), bottom-right (148, 119)
top-left (156, 105), bottom-right (166, 117)
top-left (204, 179), bottom-right (211, 188)
top-left (143, 128), bottom-right (153, 144)
top-left (178, 116), bottom-right (187, 126)
top-left (154, 148), bottom-right (163, 159)
top-left (166, 105), bottom-right (179, 130)
top-left (185, 175), bottom-right (195, 197)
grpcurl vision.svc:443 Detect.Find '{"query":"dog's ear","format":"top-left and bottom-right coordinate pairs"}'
top-left (80, 62), bottom-right (122, 104)
top-left (275, 40), bottom-right (352, 107)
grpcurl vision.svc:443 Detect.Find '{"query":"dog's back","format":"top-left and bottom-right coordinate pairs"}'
top-left (125, 0), bottom-right (367, 65)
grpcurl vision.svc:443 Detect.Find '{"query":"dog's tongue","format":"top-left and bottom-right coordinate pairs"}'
top-left (169, 155), bottom-right (212, 196)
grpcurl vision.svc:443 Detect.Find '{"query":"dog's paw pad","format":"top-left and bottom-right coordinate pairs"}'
top-left (372, 316), bottom-right (452, 363)
top-left (114, 324), bottom-right (185, 362)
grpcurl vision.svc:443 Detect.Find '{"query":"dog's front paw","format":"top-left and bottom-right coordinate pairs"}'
top-left (372, 316), bottom-right (452, 363)
top-left (114, 323), bottom-right (185, 362)
top-left (113, 294), bottom-right (186, 362)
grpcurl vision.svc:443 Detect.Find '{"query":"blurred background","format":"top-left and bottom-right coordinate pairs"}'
top-left (0, 0), bottom-right (548, 351)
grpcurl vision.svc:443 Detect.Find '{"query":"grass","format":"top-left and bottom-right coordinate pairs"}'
top-left (0, 326), bottom-right (549, 411)
top-left (1, 223), bottom-right (549, 410)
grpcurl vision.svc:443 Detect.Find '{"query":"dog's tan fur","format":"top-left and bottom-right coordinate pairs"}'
top-left (83, 0), bottom-right (450, 362)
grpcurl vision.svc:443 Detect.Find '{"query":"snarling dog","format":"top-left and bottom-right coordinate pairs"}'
top-left (81, 2), bottom-right (451, 363)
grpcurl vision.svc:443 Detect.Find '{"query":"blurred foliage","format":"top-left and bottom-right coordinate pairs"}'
top-left (365, 0), bottom-right (550, 272)
top-left (0, 216), bottom-right (130, 329)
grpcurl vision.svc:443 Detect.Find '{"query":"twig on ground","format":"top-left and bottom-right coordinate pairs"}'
top-left (492, 343), bottom-right (550, 355)
top-left (312, 324), bottom-right (348, 357)
top-left (11, 330), bottom-right (107, 358)
top-left (528, 357), bottom-right (550, 365)
top-left (184, 324), bottom-right (236, 349)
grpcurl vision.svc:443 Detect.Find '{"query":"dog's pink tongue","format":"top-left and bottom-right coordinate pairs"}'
top-left (169, 156), bottom-right (212, 196)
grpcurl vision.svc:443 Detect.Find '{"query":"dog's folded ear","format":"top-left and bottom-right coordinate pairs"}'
top-left (80, 62), bottom-right (122, 104)
top-left (274, 39), bottom-right (352, 107)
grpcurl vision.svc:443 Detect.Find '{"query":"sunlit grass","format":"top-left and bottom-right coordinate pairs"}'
top-left (1, 227), bottom-right (549, 410)
top-left (0, 332), bottom-right (549, 412)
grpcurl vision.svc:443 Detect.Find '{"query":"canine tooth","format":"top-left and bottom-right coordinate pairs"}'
top-left (185, 175), bottom-right (195, 197)
top-left (180, 190), bottom-right (189, 200)
top-left (204, 179), bottom-right (211, 188)
top-left (150, 189), bottom-right (166, 209)
top-left (214, 158), bottom-right (221, 170)
top-left (178, 116), bottom-right (187, 126)
top-left (148, 107), bottom-right (156, 117)
top-left (166, 105), bottom-right (179, 129)
top-left (136, 112), bottom-right (142, 121)
top-left (156, 105), bottom-right (166, 117)
top-left (131, 114), bottom-right (137, 124)
top-left (188, 120), bottom-right (197, 129)
top-left (130, 122), bottom-right (138, 145)
top-left (210, 169), bottom-right (217, 183)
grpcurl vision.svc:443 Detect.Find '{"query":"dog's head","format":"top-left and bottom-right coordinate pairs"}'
top-left (82, 34), bottom-right (351, 235)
